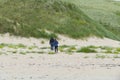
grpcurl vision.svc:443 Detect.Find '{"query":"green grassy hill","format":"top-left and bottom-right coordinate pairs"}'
top-left (0, 0), bottom-right (120, 40)
top-left (64, 0), bottom-right (120, 40)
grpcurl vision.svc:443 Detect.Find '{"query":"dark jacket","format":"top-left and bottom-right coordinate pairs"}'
top-left (49, 38), bottom-right (54, 45)
top-left (54, 40), bottom-right (58, 47)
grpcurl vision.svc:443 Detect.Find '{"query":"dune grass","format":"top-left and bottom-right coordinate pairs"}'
top-left (75, 45), bottom-right (120, 54)
top-left (0, 42), bottom-right (120, 55)
top-left (0, 43), bottom-right (27, 49)
top-left (77, 46), bottom-right (97, 53)
top-left (63, 0), bottom-right (120, 40)
top-left (0, 0), bottom-right (119, 40)
top-left (95, 54), bottom-right (106, 59)
top-left (48, 51), bottom-right (55, 54)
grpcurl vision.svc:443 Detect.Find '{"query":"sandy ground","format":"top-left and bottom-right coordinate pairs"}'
top-left (0, 33), bottom-right (120, 47)
top-left (0, 53), bottom-right (120, 80)
top-left (0, 34), bottom-right (120, 80)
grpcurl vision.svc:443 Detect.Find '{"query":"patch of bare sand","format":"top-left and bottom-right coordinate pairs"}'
top-left (0, 53), bottom-right (120, 80)
top-left (58, 35), bottom-right (120, 47)
top-left (0, 34), bottom-right (120, 48)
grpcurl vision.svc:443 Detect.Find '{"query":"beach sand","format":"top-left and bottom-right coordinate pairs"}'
top-left (0, 53), bottom-right (120, 80)
top-left (0, 34), bottom-right (120, 80)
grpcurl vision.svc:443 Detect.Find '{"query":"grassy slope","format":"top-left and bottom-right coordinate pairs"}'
top-left (63, 0), bottom-right (120, 40)
top-left (0, 0), bottom-right (119, 40)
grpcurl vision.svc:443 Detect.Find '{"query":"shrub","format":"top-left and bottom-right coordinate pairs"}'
top-left (0, 45), bottom-right (4, 48)
top-left (41, 40), bottom-right (45, 44)
top-left (48, 52), bottom-right (55, 54)
top-left (67, 46), bottom-right (76, 52)
top-left (17, 44), bottom-right (26, 48)
top-left (59, 47), bottom-right (64, 52)
top-left (69, 46), bottom-right (76, 51)
top-left (77, 46), bottom-right (97, 53)
top-left (104, 50), bottom-right (112, 54)
top-left (20, 52), bottom-right (26, 55)
top-left (116, 48), bottom-right (120, 52)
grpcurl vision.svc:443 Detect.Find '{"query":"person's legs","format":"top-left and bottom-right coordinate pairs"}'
top-left (55, 46), bottom-right (58, 53)
top-left (51, 44), bottom-right (54, 50)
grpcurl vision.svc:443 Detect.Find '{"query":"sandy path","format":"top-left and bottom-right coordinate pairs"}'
top-left (0, 53), bottom-right (120, 80)
top-left (0, 34), bottom-right (120, 47)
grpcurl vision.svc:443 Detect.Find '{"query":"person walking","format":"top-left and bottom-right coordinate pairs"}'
top-left (53, 39), bottom-right (59, 53)
top-left (49, 37), bottom-right (55, 50)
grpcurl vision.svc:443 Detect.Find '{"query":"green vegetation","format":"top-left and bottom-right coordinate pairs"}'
top-left (104, 50), bottom-right (113, 54)
top-left (66, 46), bottom-right (76, 52)
top-left (95, 54), bottom-right (106, 59)
top-left (12, 51), bottom-right (17, 54)
top-left (28, 46), bottom-right (38, 50)
top-left (19, 52), bottom-right (26, 55)
top-left (59, 45), bottom-right (76, 53)
top-left (77, 46), bottom-right (97, 53)
top-left (116, 48), bottom-right (120, 52)
top-left (40, 47), bottom-right (49, 49)
top-left (0, 0), bottom-right (120, 40)
top-left (59, 45), bottom-right (69, 52)
top-left (113, 55), bottom-right (120, 58)
top-left (0, 43), bottom-right (26, 49)
top-left (0, 42), bottom-right (120, 57)
top-left (100, 46), bottom-right (113, 53)
top-left (59, 45), bottom-right (70, 48)
top-left (75, 45), bottom-right (120, 54)
top-left (48, 51), bottom-right (55, 54)
top-left (0, 43), bottom-right (120, 55)
top-left (63, 0), bottom-right (120, 40)
top-left (0, 44), bottom-right (4, 48)
top-left (41, 40), bottom-right (45, 44)
top-left (84, 56), bottom-right (89, 58)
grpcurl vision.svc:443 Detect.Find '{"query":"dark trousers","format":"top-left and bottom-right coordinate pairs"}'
top-left (50, 44), bottom-right (54, 50)
top-left (55, 46), bottom-right (58, 53)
